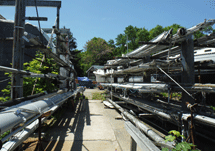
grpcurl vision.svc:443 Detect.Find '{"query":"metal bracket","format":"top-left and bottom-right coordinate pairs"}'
top-left (22, 36), bottom-right (30, 42)
top-left (23, 17), bottom-right (48, 21)
top-left (11, 86), bottom-right (23, 88)
top-left (15, 26), bottom-right (24, 29)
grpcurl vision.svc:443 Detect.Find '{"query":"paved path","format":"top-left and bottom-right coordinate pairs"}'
top-left (23, 89), bottom-right (141, 151)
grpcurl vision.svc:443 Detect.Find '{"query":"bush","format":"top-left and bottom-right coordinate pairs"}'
top-left (162, 130), bottom-right (198, 151)
top-left (0, 51), bottom-right (59, 101)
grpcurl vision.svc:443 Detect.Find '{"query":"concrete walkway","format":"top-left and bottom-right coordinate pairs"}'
top-left (23, 89), bottom-right (141, 151)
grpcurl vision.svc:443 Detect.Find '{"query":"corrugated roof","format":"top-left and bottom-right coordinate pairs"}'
top-left (0, 14), bottom-right (6, 20)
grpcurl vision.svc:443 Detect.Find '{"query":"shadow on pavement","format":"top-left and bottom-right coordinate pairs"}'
top-left (43, 98), bottom-right (91, 151)
top-left (70, 98), bottom-right (90, 151)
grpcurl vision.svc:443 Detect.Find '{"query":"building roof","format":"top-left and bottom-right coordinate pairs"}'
top-left (0, 14), bottom-right (6, 20)
top-left (86, 65), bottom-right (104, 73)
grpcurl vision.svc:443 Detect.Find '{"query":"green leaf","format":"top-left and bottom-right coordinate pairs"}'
top-left (165, 135), bottom-right (176, 142)
top-left (162, 148), bottom-right (169, 151)
top-left (169, 130), bottom-right (181, 137)
top-left (175, 142), bottom-right (192, 151)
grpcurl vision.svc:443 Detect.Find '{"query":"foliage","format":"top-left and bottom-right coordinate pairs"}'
top-left (77, 37), bottom-right (113, 76)
top-left (160, 92), bottom-right (168, 97)
top-left (0, 51), bottom-right (59, 101)
top-left (0, 73), bottom-right (11, 102)
top-left (210, 106), bottom-right (215, 111)
top-left (0, 130), bottom-right (10, 140)
top-left (162, 130), bottom-right (198, 151)
top-left (194, 25), bottom-right (214, 39)
top-left (108, 39), bottom-right (116, 49)
top-left (92, 92), bottom-right (106, 101)
top-left (84, 37), bottom-right (113, 65)
top-left (159, 92), bottom-right (182, 100)
top-left (149, 25), bottom-right (164, 40)
top-left (22, 52), bottom-right (59, 96)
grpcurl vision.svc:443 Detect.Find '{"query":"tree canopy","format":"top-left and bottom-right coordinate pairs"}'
top-left (75, 37), bottom-right (113, 76)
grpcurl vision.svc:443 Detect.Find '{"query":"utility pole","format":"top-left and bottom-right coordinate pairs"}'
top-left (11, 0), bottom-right (26, 99)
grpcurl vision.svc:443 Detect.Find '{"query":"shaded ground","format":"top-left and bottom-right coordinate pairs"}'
top-left (22, 89), bottom-right (140, 151)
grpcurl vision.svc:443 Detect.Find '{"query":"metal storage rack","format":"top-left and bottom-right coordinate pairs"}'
top-left (101, 19), bottom-right (215, 150)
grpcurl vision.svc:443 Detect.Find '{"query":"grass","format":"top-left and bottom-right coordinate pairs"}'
top-left (159, 92), bottom-right (182, 100)
top-left (92, 92), bottom-right (106, 101)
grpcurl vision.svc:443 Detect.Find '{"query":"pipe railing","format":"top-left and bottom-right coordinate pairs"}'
top-left (102, 83), bottom-right (215, 93)
top-left (0, 87), bottom-right (84, 135)
top-left (0, 87), bottom-right (84, 150)
top-left (0, 87), bottom-right (84, 151)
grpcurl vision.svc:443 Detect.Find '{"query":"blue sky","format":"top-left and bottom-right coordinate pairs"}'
top-left (0, 0), bottom-right (215, 50)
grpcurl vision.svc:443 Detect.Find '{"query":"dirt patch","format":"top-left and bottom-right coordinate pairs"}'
top-left (84, 88), bottom-right (105, 100)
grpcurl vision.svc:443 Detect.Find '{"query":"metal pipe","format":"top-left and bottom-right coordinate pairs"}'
top-left (182, 113), bottom-right (215, 128)
top-left (107, 98), bottom-right (174, 149)
top-left (152, 34), bottom-right (215, 59)
top-left (0, 88), bottom-right (84, 135)
top-left (1, 113), bottom-right (41, 143)
top-left (1, 87), bottom-right (83, 151)
top-left (0, 65), bottom-right (73, 81)
top-left (1, 102), bottom-right (61, 151)
top-left (109, 29), bottom-right (172, 66)
top-left (0, 92), bottom-right (46, 108)
top-left (112, 93), bottom-right (174, 120)
top-left (102, 83), bottom-right (215, 93)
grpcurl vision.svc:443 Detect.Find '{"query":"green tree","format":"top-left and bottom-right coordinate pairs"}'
top-left (84, 37), bottom-right (113, 65)
top-left (115, 33), bottom-right (127, 47)
top-left (194, 25), bottom-right (213, 39)
top-left (136, 27), bottom-right (150, 46)
top-left (115, 34), bottom-right (127, 55)
top-left (124, 25), bottom-right (141, 50)
top-left (76, 37), bottom-right (113, 76)
top-left (108, 39), bottom-right (115, 49)
top-left (68, 32), bottom-right (77, 51)
top-left (149, 25), bottom-right (164, 40)
top-left (163, 24), bottom-right (184, 35)
top-left (115, 26), bottom-right (150, 55)
top-left (71, 49), bottom-right (85, 77)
